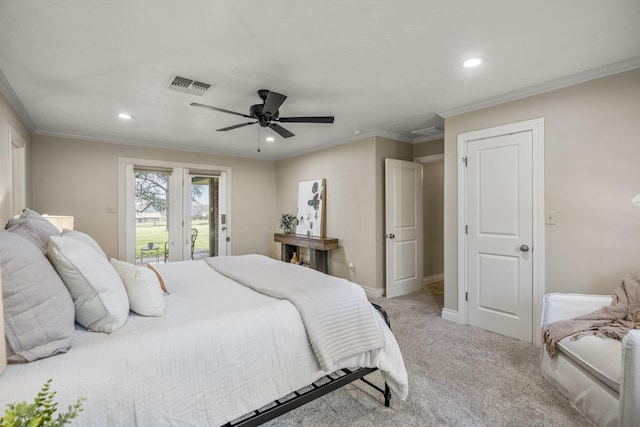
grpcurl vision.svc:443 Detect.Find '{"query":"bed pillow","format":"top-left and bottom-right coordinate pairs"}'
top-left (110, 259), bottom-right (165, 316)
top-left (62, 228), bottom-right (107, 258)
top-left (146, 263), bottom-right (169, 294)
top-left (47, 236), bottom-right (129, 333)
top-left (0, 230), bottom-right (75, 363)
top-left (5, 208), bottom-right (60, 253)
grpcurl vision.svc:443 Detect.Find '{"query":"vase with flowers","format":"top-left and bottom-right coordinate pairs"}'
top-left (279, 213), bottom-right (298, 234)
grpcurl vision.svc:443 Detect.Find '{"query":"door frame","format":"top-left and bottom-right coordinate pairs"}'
top-left (118, 157), bottom-right (232, 263)
top-left (457, 118), bottom-right (545, 346)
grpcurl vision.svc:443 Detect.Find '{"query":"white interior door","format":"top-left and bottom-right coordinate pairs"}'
top-left (385, 159), bottom-right (423, 298)
top-left (466, 131), bottom-right (533, 342)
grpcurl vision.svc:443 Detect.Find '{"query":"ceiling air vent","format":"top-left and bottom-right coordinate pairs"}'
top-left (411, 126), bottom-right (443, 138)
top-left (167, 75), bottom-right (213, 96)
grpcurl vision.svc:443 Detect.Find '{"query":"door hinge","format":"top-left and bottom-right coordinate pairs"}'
top-left (465, 292), bottom-right (468, 301)
top-left (465, 225), bottom-right (468, 234)
top-left (462, 156), bottom-right (468, 167)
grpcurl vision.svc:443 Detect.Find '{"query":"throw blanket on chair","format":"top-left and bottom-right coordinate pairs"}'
top-left (544, 271), bottom-right (640, 357)
top-left (206, 254), bottom-right (383, 372)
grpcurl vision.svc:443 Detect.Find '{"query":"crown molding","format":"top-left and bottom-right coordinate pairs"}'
top-left (438, 57), bottom-right (640, 118)
top-left (32, 130), bottom-right (276, 161)
top-left (0, 68), bottom-right (36, 131)
top-left (276, 129), bottom-right (415, 161)
top-left (412, 133), bottom-right (444, 143)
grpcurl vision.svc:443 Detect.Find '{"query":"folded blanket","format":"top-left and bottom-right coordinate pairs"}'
top-left (544, 271), bottom-right (640, 357)
top-left (206, 254), bottom-right (383, 372)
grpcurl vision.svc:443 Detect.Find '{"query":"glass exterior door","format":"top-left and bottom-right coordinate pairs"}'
top-left (134, 171), bottom-right (170, 264)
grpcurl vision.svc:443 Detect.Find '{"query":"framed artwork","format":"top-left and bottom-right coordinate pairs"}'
top-left (296, 179), bottom-right (325, 237)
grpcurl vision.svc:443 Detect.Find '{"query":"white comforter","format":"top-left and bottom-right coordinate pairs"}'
top-left (0, 259), bottom-right (408, 426)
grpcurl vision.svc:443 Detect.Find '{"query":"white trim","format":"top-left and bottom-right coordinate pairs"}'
top-left (422, 273), bottom-right (444, 285)
top-left (441, 308), bottom-right (459, 323)
top-left (8, 125), bottom-right (27, 217)
top-left (414, 154), bottom-right (444, 164)
top-left (118, 157), bottom-right (232, 262)
top-left (361, 285), bottom-right (384, 299)
top-left (457, 118), bottom-right (545, 345)
top-left (36, 130), bottom-right (275, 161)
top-left (412, 133), bottom-right (444, 144)
top-left (439, 57), bottom-right (640, 118)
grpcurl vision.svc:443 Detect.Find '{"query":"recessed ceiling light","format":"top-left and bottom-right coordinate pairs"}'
top-left (265, 136), bottom-right (275, 142)
top-left (463, 57), bottom-right (483, 68)
top-left (118, 113), bottom-right (133, 119)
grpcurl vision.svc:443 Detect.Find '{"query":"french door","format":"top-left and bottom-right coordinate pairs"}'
top-left (118, 158), bottom-right (230, 264)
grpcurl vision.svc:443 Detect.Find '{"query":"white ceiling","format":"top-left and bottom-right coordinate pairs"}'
top-left (1, 0), bottom-right (639, 160)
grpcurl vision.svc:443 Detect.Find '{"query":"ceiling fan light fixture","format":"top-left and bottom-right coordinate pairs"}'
top-left (463, 57), bottom-right (484, 68)
top-left (265, 136), bottom-right (275, 142)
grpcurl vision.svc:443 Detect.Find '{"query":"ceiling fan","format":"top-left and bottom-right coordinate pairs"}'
top-left (191, 89), bottom-right (334, 138)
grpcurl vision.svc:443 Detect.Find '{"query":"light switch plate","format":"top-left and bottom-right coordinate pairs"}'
top-left (545, 211), bottom-right (556, 225)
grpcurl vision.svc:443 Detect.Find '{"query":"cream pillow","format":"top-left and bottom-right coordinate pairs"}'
top-left (110, 259), bottom-right (165, 317)
top-left (47, 236), bottom-right (129, 333)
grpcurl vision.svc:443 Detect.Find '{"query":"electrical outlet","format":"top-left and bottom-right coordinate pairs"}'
top-left (107, 205), bottom-right (117, 213)
top-left (349, 262), bottom-right (355, 271)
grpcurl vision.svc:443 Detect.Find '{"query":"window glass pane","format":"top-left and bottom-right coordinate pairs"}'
top-left (135, 172), bottom-right (169, 264)
top-left (191, 176), bottom-right (218, 259)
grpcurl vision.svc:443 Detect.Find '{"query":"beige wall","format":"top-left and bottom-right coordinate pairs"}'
top-left (444, 68), bottom-right (640, 311)
top-left (413, 139), bottom-right (444, 158)
top-left (414, 139), bottom-right (445, 280)
top-left (31, 134), bottom-right (277, 259)
top-left (422, 159), bottom-right (444, 278)
top-left (276, 136), bottom-right (412, 292)
top-left (0, 92), bottom-right (32, 226)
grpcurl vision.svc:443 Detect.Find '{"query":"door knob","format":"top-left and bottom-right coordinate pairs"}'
top-left (388, 233), bottom-right (395, 239)
top-left (520, 244), bottom-right (529, 252)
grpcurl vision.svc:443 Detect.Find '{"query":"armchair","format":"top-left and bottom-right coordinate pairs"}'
top-left (541, 293), bottom-right (640, 427)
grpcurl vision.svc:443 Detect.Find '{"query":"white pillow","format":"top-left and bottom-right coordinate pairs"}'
top-left (110, 259), bottom-right (165, 317)
top-left (47, 236), bottom-right (129, 333)
top-left (62, 228), bottom-right (107, 258)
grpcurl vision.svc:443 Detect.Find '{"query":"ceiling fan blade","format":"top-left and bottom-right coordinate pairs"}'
top-left (262, 91), bottom-right (287, 117)
top-left (269, 123), bottom-right (295, 138)
top-left (277, 116), bottom-right (335, 123)
top-left (191, 102), bottom-right (252, 119)
top-left (217, 122), bottom-right (257, 132)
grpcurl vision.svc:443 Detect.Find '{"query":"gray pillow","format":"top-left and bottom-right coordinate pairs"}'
top-left (6, 209), bottom-right (60, 253)
top-left (0, 230), bottom-right (75, 362)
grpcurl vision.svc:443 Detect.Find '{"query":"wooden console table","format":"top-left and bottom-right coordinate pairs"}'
top-left (274, 233), bottom-right (338, 274)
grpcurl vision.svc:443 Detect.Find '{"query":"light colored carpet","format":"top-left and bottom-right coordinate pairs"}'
top-left (264, 283), bottom-right (590, 426)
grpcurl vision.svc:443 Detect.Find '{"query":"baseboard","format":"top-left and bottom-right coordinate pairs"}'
top-left (361, 285), bottom-right (384, 299)
top-left (441, 308), bottom-right (460, 323)
top-left (422, 273), bottom-right (444, 285)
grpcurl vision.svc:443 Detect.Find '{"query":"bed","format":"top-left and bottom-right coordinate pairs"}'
top-left (0, 212), bottom-right (408, 426)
